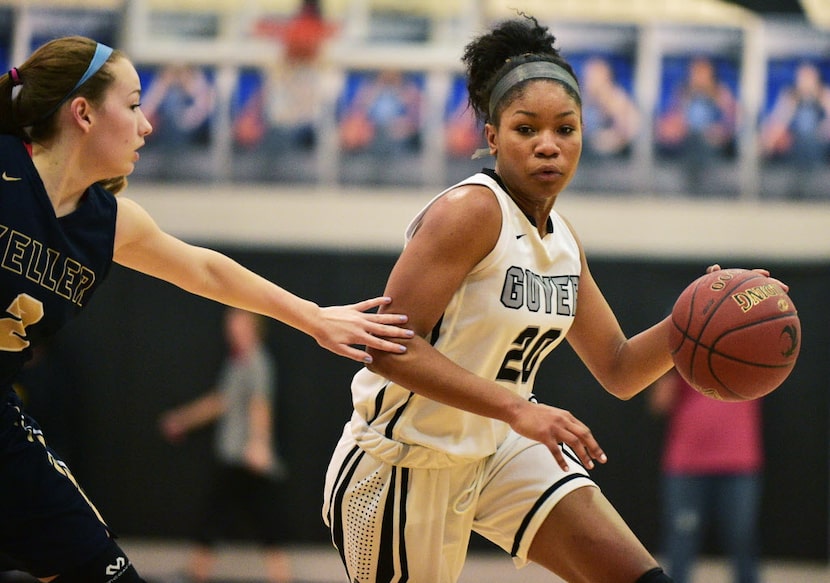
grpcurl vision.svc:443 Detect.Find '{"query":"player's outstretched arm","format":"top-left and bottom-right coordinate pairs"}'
top-left (113, 197), bottom-right (413, 363)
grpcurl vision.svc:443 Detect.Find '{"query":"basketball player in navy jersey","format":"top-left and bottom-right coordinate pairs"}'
top-left (323, 15), bottom-right (782, 583)
top-left (0, 36), bottom-right (412, 582)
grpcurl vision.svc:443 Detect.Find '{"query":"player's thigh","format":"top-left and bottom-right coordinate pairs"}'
top-left (528, 486), bottom-right (660, 583)
top-left (473, 431), bottom-right (596, 565)
top-left (326, 447), bottom-right (479, 582)
top-left (0, 398), bottom-right (111, 577)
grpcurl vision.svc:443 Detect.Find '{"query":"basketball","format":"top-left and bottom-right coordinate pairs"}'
top-left (668, 268), bottom-right (800, 401)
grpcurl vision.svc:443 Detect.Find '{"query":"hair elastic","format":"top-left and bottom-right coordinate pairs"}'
top-left (488, 61), bottom-right (580, 120)
top-left (38, 42), bottom-right (114, 120)
top-left (8, 68), bottom-right (22, 86)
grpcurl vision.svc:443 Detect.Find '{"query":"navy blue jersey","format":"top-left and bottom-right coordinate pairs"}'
top-left (0, 134), bottom-right (117, 390)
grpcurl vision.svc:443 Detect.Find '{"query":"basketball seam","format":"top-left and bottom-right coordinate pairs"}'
top-left (686, 270), bottom-right (763, 382)
top-left (707, 311), bottom-right (800, 372)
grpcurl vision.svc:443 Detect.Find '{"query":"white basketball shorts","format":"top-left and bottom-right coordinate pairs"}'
top-left (323, 422), bottom-right (598, 583)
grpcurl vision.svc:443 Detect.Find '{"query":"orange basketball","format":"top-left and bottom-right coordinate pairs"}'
top-left (668, 268), bottom-right (800, 401)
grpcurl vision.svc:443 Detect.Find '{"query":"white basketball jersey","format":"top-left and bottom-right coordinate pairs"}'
top-left (349, 171), bottom-right (581, 468)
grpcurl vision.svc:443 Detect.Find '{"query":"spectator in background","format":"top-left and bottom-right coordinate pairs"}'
top-left (656, 56), bottom-right (737, 195)
top-left (649, 369), bottom-right (763, 583)
top-left (339, 69), bottom-right (423, 156)
top-left (760, 61), bottom-right (830, 200)
top-left (442, 75), bottom-right (487, 184)
top-left (445, 86), bottom-right (483, 160)
top-left (159, 309), bottom-right (291, 583)
top-left (234, 1), bottom-right (336, 155)
top-left (141, 63), bottom-right (215, 150)
top-left (233, 62), bottom-right (319, 154)
top-left (580, 56), bottom-right (640, 160)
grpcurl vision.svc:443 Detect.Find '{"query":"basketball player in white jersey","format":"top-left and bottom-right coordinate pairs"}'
top-left (323, 15), bottom-right (681, 583)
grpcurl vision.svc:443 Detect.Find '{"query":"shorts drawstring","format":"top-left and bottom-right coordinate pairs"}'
top-left (452, 460), bottom-right (486, 515)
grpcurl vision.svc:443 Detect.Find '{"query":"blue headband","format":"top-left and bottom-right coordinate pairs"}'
top-left (72, 43), bottom-right (114, 94)
top-left (488, 61), bottom-right (580, 120)
top-left (39, 42), bottom-right (114, 120)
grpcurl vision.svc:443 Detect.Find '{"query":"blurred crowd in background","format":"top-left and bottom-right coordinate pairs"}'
top-left (2, 0), bottom-right (830, 200)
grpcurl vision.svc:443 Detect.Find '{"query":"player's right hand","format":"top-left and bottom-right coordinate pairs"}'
top-left (508, 401), bottom-right (607, 472)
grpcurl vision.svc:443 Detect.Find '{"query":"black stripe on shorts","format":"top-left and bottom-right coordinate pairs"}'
top-left (510, 472), bottom-right (593, 557)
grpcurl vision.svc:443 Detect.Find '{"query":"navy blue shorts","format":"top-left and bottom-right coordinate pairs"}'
top-left (0, 390), bottom-right (112, 578)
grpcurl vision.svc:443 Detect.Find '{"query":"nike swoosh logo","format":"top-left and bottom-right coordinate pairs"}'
top-left (2, 171), bottom-right (22, 182)
top-left (516, 234), bottom-right (527, 239)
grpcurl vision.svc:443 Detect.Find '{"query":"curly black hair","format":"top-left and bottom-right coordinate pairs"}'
top-left (461, 13), bottom-right (580, 125)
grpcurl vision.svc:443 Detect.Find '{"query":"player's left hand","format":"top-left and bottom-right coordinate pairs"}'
top-left (706, 264), bottom-right (788, 292)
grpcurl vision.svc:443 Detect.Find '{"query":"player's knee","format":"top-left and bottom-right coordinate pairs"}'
top-left (635, 567), bottom-right (674, 583)
top-left (50, 539), bottom-right (146, 583)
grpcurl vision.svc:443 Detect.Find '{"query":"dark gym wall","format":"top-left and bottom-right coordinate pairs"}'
top-left (45, 248), bottom-right (829, 560)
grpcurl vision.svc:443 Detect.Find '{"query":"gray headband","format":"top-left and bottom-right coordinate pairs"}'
top-left (488, 61), bottom-right (580, 120)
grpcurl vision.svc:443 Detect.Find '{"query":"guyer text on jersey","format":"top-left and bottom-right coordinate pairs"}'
top-left (500, 266), bottom-right (578, 315)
